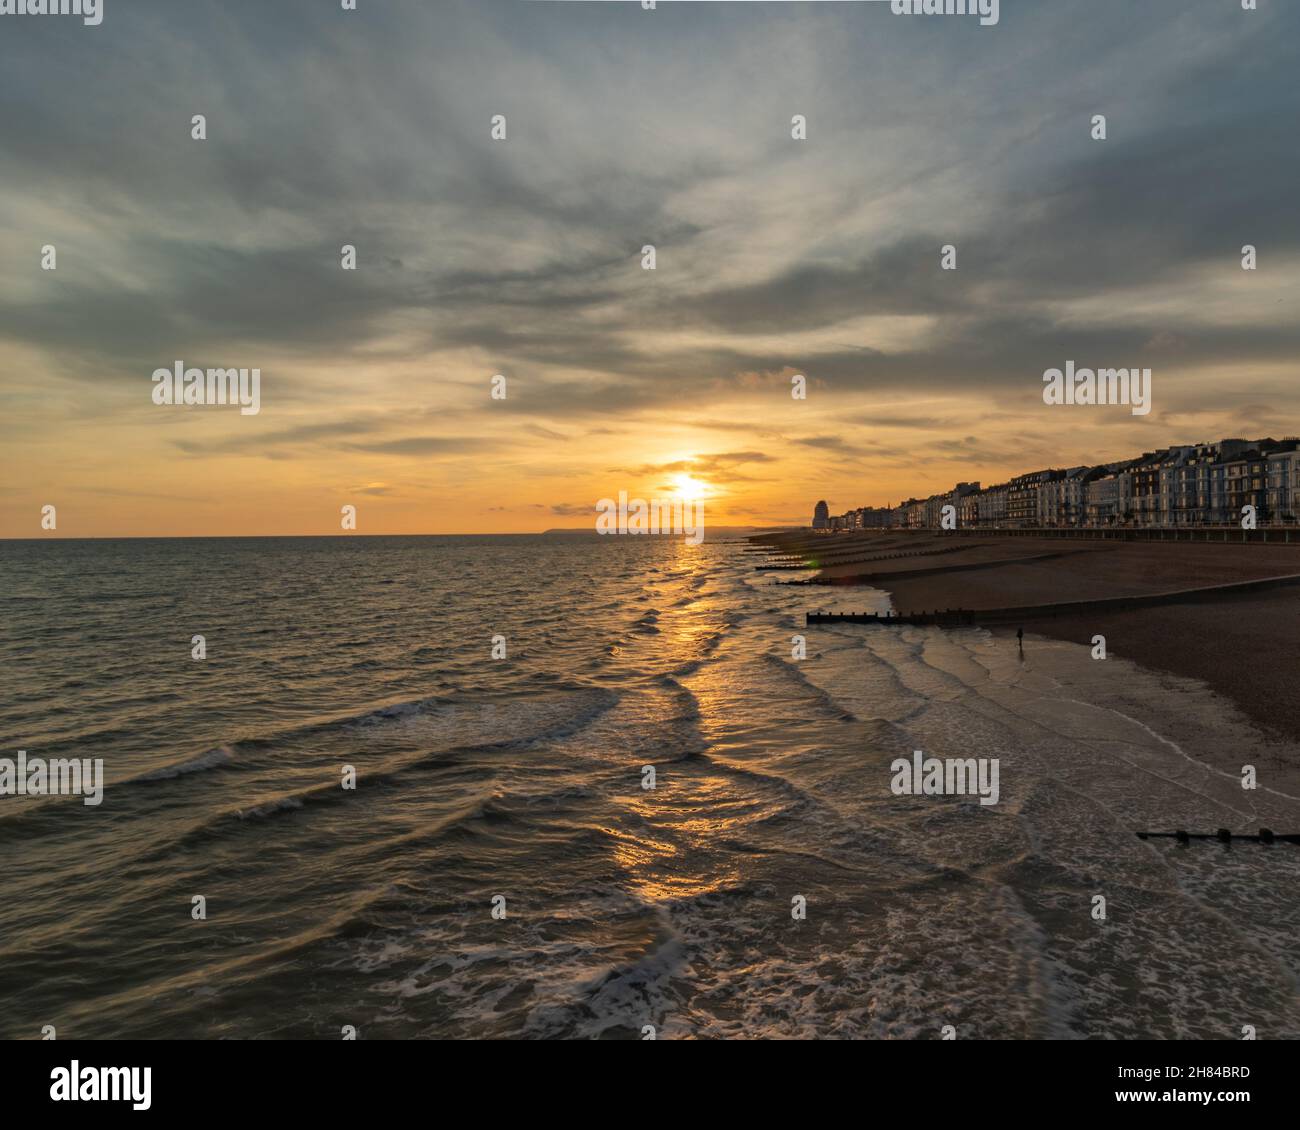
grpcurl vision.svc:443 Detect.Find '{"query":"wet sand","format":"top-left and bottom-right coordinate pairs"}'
top-left (752, 531), bottom-right (1300, 766)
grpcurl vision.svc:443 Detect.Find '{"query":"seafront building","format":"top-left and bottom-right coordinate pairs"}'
top-left (976, 483), bottom-right (1009, 526)
top-left (814, 436), bottom-right (1300, 530)
top-left (1267, 447), bottom-right (1300, 523)
top-left (1008, 471), bottom-right (1056, 526)
top-left (1037, 466), bottom-right (1090, 526)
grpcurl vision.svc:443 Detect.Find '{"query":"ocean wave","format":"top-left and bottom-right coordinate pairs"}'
top-left (234, 794), bottom-right (306, 820)
top-left (135, 745), bottom-right (235, 782)
top-left (759, 652), bottom-right (859, 721)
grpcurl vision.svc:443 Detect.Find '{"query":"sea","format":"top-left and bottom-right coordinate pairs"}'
top-left (1, 534), bottom-right (1297, 1039)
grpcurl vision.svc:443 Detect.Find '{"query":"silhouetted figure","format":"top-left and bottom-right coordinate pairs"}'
top-left (1016, 626), bottom-right (1024, 660)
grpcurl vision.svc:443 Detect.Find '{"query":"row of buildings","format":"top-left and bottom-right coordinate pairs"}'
top-left (811, 437), bottom-right (1300, 531)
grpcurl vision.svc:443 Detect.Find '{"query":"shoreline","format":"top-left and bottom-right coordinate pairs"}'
top-left (755, 530), bottom-right (1300, 765)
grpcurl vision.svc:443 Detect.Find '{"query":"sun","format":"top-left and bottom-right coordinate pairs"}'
top-left (671, 473), bottom-right (710, 502)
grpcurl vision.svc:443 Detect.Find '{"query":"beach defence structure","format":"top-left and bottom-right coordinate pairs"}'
top-left (804, 571), bottom-right (1300, 628)
top-left (945, 526), bottom-right (1300, 544)
top-left (1136, 829), bottom-right (1300, 845)
top-left (806, 610), bottom-right (979, 627)
top-left (756, 526), bottom-right (1300, 545)
top-left (756, 545), bottom-right (971, 571)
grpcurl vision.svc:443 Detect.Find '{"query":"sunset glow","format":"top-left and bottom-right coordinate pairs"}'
top-left (2, 5), bottom-right (1295, 539)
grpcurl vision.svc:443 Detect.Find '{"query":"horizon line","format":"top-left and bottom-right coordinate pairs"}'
top-left (0, 526), bottom-right (789, 542)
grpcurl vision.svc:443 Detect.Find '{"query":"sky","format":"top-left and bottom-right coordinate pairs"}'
top-left (2, 0), bottom-right (1298, 536)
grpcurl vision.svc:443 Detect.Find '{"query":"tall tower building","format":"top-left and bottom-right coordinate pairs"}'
top-left (812, 500), bottom-right (829, 529)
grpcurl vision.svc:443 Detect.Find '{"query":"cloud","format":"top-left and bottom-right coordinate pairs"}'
top-left (345, 436), bottom-right (485, 457)
top-left (3, 0), bottom-right (1299, 533)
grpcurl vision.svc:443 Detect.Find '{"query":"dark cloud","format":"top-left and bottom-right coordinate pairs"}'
top-left (172, 421), bottom-right (371, 456)
top-left (345, 436), bottom-right (485, 457)
top-left (2, 0), bottom-right (1297, 453)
